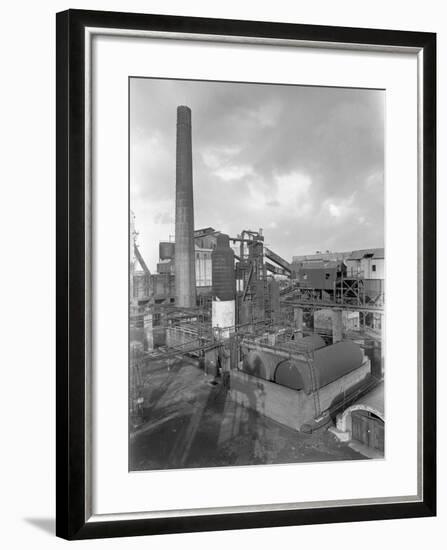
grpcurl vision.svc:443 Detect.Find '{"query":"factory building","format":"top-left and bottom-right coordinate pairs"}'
top-left (195, 247), bottom-right (213, 287)
top-left (291, 247), bottom-right (385, 282)
top-left (133, 271), bottom-right (151, 301)
top-left (156, 237), bottom-right (213, 288)
top-left (292, 251), bottom-right (352, 264)
top-left (194, 227), bottom-right (219, 249)
top-left (292, 259), bottom-right (344, 289)
top-left (129, 105), bottom-right (384, 446)
top-left (314, 309), bottom-right (360, 333)
top-left (346, 248), bottom-right (385, 279)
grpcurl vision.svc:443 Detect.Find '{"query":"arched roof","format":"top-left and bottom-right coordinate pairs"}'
top-left (337, 382), bottom-right (385, 431)
top-left (274, 341), bottom-right (364, 394)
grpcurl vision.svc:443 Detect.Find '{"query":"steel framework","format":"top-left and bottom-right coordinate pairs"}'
top-left (281, 275), bottom-right (384, 313)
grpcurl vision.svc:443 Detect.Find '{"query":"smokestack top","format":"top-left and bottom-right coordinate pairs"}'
top-left (177, 105), bottom-right (191, 126)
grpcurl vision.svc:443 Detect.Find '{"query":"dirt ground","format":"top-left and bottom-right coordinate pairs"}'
top-left (129, 359), bottom-right (364, 471)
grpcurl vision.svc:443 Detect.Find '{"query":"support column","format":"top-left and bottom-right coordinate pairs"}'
top-left (143, 310), bottom-right (154, 352)
top-left (380, 313), bottom-right (385, 376)
top-left (204, 348), bottom-right (217, 376)
top-left (293, 307), bottom-right (303, 333)
top-left (372, 313), bottom-right (381, 330)
top-left (159, 307), bottom-right (168, 347)
top-left (332, 308), bottom-right (343, 343)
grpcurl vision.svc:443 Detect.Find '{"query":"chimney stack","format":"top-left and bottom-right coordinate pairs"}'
top-left (175, 106), bottom-right (196, 308)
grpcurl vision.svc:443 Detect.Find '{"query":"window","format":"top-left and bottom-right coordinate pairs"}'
top-left (372, 265), bottom-right (376, 272)
top-left (153, 313), bottom-right (161, 327)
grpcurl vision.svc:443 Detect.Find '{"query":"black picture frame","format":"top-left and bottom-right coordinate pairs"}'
top-left (56, 9), bottom-right (436, 540)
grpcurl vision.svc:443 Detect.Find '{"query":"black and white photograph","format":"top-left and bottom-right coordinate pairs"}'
top-left (0, 0), bottom-right (441, 546)
top-left (129, 77), bottom-right (385, 471)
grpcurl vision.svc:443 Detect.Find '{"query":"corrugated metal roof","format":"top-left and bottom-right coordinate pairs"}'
top-left (292, 251), bottom-right (352, 263)
top-left (299, 260), bottom-right (341, 269)
top-left (293, 248), bottom-right (384, 263)
top-left (194, 227), bottom-right (217, 237)
top-left (347, 248), bottom-right (385, 260)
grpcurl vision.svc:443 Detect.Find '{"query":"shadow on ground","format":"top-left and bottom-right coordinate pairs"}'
top-left (130, 360), bottom-right (364, 471)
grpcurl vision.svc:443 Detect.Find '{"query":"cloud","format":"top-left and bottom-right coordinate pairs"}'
top-left (214, 164), bottom-right (254, 181)
top-left (274, 171), bottom-right (313, 216)
top-left (328, 203), bottom-right (341, 218)
top-left (130, 78), bottom-right (384, 270)
top-left (324, 193), bottom-right (356, 220)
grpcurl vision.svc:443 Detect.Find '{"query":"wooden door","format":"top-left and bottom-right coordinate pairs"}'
top-left (369, 414), bottom-right (384, 452)
top-left (351, 410), bottom-right (384, 452)
top-left (352, 410), bottom-right (369, 445)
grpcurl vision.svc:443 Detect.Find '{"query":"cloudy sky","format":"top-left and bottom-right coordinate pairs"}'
top-left (130, 77), bottom-right (384, 271)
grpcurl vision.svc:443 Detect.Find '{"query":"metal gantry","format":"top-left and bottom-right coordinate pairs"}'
top-left (280, 274), bottom-right (384, 314)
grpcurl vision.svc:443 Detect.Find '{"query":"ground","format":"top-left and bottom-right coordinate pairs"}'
top-left (130, 359), bottom-right (365, 471)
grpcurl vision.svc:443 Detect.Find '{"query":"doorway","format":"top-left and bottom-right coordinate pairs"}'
top-left (351, 410), bottom-right (384, 452)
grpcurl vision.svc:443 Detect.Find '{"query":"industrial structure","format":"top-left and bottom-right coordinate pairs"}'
top-left (130, 105), bottom-right (385, 460)
top-left (175, 105), bottom-right (196, 308)
top-left (331, 381), bottom-right (384, 454)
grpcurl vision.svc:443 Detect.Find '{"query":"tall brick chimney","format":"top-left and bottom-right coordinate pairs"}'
top-left (175, 106), bottom-right (196, 308)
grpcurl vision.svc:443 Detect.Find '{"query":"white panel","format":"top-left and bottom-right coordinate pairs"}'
top-left (92, 33), bottom-right (418, 515)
